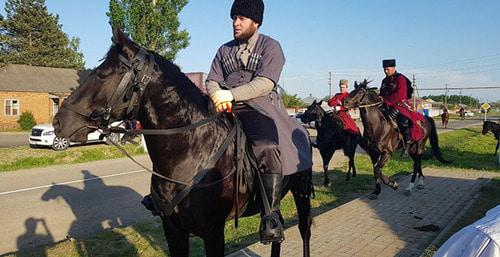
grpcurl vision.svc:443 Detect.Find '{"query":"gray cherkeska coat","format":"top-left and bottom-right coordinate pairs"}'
top-left (207, 34), bottom-right (312, 175)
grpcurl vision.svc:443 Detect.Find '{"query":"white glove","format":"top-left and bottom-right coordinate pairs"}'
top-left (216, 102), bottom-right (233, 113)
top-left (335, 106), bottom-right (341, 111)
top-left (210, 90), bottom-right (234, 107)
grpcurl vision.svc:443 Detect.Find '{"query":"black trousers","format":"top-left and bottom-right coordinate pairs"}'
top-left (234, 104), bottom-right (281, 174)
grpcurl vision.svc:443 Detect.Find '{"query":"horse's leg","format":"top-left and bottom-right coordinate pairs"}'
top-left (203, 224), bottom-right (225, 257)
top-left (347, 156), bottom-right (356, 181)
top-left (320, 148), bottom-right (334, 186)
top-left (368, 153), bottom-right (382, 200)
top-left (376, 152), bottom-right (399, 190)
top-left (416, 155), bottom-right (425, 190)
top-left (162, 218), bottom-right (189, 257)
top-left (495, 140), bottom-right (499, 156)
top-left (345, 135), bottom-right (356, 181)
top-left (291, 170), bottom-right (312, 257)
top-left (405, 154), bottom-right (420, 196)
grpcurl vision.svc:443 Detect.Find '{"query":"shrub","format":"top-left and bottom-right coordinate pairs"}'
top-left (17, 111), bottom-right (36, 130)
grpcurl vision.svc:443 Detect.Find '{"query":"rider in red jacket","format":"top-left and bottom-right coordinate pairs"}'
top-left (380, 59), bottom-right (424, 152)
top-left (327, 79), bottom-right (360, 135)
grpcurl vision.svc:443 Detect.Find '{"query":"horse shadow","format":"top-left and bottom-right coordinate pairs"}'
top-left (37, 170), bottom-right (166, 256)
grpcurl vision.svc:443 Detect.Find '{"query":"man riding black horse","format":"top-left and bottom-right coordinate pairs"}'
top-left (205, 0), bottom-right (313, 244)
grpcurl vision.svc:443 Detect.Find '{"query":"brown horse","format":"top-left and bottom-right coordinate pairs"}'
top-left (344, 80), bottom-right (451, 199)
top-left (52, 27), bottom-right (313, 257)
top-left (441, 108), bottom-right (449, 128)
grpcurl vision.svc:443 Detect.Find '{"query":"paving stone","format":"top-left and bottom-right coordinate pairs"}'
top-left (226, 168), bottom-right (496, 257)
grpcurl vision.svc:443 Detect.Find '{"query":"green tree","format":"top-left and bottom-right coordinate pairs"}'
top-left (0, 0), bottom-right (84, 68)
top-left (425, 94), bottom-right (480, 107)
top-left (281, 91), bottom-right (306, 108)
top-left (107, 0), bottom-right (190, 61)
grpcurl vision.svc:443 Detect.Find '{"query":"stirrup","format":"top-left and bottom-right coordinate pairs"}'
top-left (260, 212), bottom-right (284, 244)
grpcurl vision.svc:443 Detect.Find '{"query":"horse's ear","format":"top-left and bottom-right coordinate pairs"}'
top-left (354, 81), bottom-right (359, 88)
top-left (111, 26), bottom-right (138, 60)
top-left (312, 99), bottom-right (317, 104)
top-left (318, 100), bottom-right (323, 105)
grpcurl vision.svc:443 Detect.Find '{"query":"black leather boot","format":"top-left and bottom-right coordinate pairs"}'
top-left (397, 114), bottom-right (412, 154)
top-left (260, 173), bottom-right (284, 244)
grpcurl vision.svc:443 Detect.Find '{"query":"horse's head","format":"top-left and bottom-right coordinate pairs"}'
top-left (482, 121), bottom-right (493, 135)
top-left (344, 79), bottom-right (379, 108)
top-left (301, 100), bottom-right (325, 123)
top-left (53, 27), bottom-right (156, 142)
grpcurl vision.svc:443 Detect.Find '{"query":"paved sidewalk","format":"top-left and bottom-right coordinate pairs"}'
top-left (228, 168), bottom-right (497, 257)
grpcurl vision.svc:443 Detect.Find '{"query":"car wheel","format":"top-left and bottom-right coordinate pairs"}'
top-left (52, 137), bottom-right (69, 151)
top-left (107, 133), bottom-right (121, 144)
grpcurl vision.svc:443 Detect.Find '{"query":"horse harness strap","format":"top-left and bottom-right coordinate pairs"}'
top-left (63, 48), bottom-right (155, 128)
top-left (358, 101), bottom-right (383, 109)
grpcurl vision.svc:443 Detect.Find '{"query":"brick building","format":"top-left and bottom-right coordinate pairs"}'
top-left (0, 65), bottom-right (206, 130)
top-left (0, 64), bottom-right (90, 130)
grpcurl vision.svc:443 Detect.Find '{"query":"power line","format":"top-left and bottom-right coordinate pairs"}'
top-left (418, 86), bottom-right (500, 90)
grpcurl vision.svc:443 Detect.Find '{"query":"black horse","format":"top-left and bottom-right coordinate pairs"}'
top-left (482, 120), bottom-right (500, 156)
top-left (301, 100), bottom-right (361, 185)
top-left (52, 27), bottom-right (312, 257)
top-left (344, 80), bottom-right (451, 199)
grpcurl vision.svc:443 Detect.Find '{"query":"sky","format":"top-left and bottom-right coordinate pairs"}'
top-left (1, 0), bottom-right (499, 102)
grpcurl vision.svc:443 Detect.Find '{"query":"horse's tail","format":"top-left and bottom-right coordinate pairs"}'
top-left (427, 117), bottom-right (452, 163)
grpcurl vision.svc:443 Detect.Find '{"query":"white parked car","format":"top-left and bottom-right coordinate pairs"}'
top-left (29, 123), bottom-right (122, 151)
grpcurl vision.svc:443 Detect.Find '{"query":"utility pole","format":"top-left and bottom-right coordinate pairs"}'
top-left (459, 89), bottom-right (462, 106)
top-left (412, 74), bottom-right (417, 110)
top-left (444, 84), bottom-right (448, 107)
top-left (328, 71), bottom-right (332, 97)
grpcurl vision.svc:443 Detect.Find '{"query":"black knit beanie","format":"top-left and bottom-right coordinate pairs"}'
top-left (230, 0), bottom-right (264, 26)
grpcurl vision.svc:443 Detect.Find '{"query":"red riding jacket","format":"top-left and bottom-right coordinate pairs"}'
top-left (327, 92), bottom-right (360, 134)
top-left (380, 73), bottom-right (424, 141)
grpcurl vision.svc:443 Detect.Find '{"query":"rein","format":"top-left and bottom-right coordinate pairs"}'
top-left (358, 101), bottom-right (383, 109)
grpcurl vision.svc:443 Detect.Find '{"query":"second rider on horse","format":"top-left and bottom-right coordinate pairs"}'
top-left (327, 79), bottom-right (361, 136)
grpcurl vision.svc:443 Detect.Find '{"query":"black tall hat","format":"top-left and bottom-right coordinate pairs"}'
top-left (230, 0), bottom-right (264, 26)
top-left (383, 59), bottom-right (396, 68)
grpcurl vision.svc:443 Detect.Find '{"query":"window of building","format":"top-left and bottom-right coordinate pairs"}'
top-left (4, 99), bottom-right (19, 116)
top-left (52, 98), bottom-right (59, 116)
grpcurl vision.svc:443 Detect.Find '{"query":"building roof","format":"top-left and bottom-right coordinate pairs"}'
top-left (301, 94), bottom-right (320, 105)
top-left (0, 64), bottom-right (91, 94)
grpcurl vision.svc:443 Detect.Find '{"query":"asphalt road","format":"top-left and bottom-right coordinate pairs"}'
top-left (0, 156), bottom-right (154, 254)
top-left (0, 132), bottom-right (30, 148)
top-left (0, 117), bottom-right (490, 254)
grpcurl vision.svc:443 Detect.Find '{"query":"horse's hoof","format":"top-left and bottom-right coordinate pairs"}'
top-left (323, 182), bottom-right (331, 187)
top-left (417, 185), bottom-right (424, 190)
top-left (391, 182), bottom-right (399, 190)
top-left (368, 194), bottom-right (378, 200)
top-left (404, 190), bottom-right (412, 196)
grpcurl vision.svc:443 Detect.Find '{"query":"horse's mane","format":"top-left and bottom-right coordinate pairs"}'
top-left (354, 79), bottom-right (380, 104)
